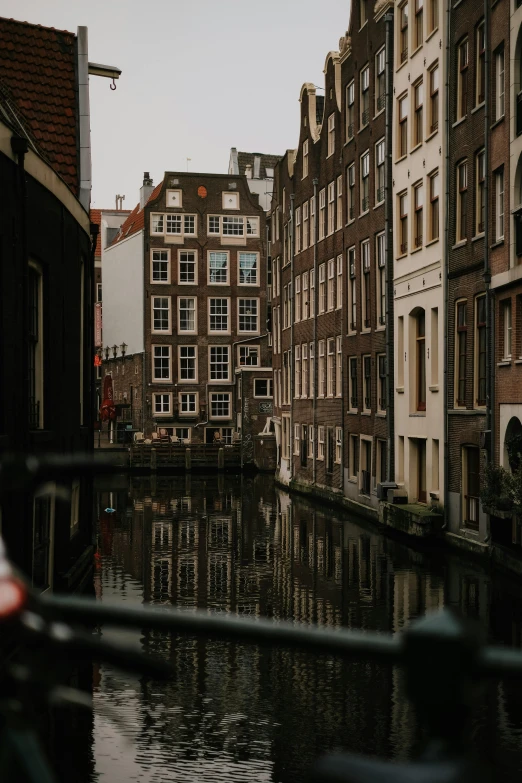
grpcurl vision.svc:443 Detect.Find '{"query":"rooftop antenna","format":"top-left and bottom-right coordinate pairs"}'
top-left (186, 158), bottom-right (191, 172)
top-left (115, 194), bottom-right (125, 210)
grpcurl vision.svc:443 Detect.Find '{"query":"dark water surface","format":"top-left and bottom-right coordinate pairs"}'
top-left (88, 473), bottom-right (522, 782)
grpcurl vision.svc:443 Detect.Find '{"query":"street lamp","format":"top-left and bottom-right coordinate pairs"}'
top-left (120, 341), bottom-right (127, 359)
top-left (112, 344), bottom-right (118, 359)
top-left (104, 346), bottom-right (110, 361)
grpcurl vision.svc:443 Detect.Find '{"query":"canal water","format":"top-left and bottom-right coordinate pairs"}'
top-left (88, 473), bottom-right (522, 783)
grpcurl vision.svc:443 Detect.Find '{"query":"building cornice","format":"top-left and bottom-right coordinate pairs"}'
top-left (374, 0), bottom-right (395, 23)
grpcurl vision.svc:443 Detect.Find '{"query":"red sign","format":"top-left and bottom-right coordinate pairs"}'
top-left (100, 374), bottom-right (116, 421)
top-left (94, 354), bottom-right (102, 366)
top-left (95, 303), bottom-right (102, 347)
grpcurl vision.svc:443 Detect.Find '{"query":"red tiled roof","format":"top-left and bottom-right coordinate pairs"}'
top-left (111, 182), bottom-right (163, 246)
top-left (0, 17), bottom-right (79, 192)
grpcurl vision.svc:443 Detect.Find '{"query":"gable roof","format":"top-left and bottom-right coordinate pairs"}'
top-left (110, 181), bottom-right (163, 246)
top-left (0, 17), bottom-right (79, 192)
top-left (237, 152), bottom-right (281, 179)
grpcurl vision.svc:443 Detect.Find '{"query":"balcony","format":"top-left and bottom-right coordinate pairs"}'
top-left (361, 469), bottom-right (371, 496)
top-left (362, 109), bottom-right (370, 126)
top-left (377, 94), bottom-right (385, 112)
top-left (414, 235), bottom-right (423, 248)
top-left (347, 123), bottom-right (354, 139)
top-left (376, 187), bottom-right (384, 203)
top-left (400, 242), bottom-right (408, 254)
top-left (361, 197), bottom-right (369, 212)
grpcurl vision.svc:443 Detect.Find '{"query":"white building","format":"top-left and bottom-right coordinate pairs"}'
top-left (228, 148), bottom-right (280, 212)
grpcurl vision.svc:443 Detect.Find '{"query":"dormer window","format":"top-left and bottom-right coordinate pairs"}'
top-left (222, 192), bottom-right (239, 210)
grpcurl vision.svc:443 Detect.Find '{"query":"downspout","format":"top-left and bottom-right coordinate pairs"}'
top-left (443, 0), bottom-right (451, 522)
top-left (289, 194), bottom-right (295, 481)
top-left (312, 178), bottom-right (319, 485)
top-left (484, 0), bottom-right (492, 540)
top-left (384, 11), bottom-right (395, 484)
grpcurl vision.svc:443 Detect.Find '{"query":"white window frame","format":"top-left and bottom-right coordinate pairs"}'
top-left (210, 392), bottom-right (231, 419)
top-left (178, 250), bottom-right (197, 285)
top-left (208, 251), bottom-right (230, 285)
top-left (295, 344), bottom-right (301, 398)
top-left (336, 255), bottom-right (343, 310)
top-left (150, 213), bottom-right (197, 237)
top-left (318, 263), bottom-right (326, 314)
top-left (361, 151), bottom-right (370, 213)
top-left (318, 340), bottom-right (325, 398)
top-left (335, 427), bottom-right (342, 464)
top-left (253, 378), bottom-right (273, 398)
top-left (153, 392), bottom-right (171, 417)
top-left (178, 345), bottom-right (197, 383)
top-left (208, 297), bottom-right (230, 334)
top-left (327, 258), bottom-right (335, 311)
top-left (375, 139), bottom-right (385, 205)
top-left (302, 343), bottom-right (308, 398)
top-left (238, 298), bottom-right (260, 333)
top-left (238, 345), bottom-right (260, 366)
top-left (238, 252), bottom-right (259, 286)
top-left (348, 246), bottom-right (357, 333)
top-left (495, 168), bottom-right (504, 242)
top-left (346, 81), bottom-right (355, 141)
top-left (294, 424), bottom-right (301, 455)
top-left (179, 391), bottom-right (198, 416)
top-left (209, 345), bottom-right (231, 383)
top-left (151, 295), bottom-right (171, 335)
top-left (327, 113), bottom-right (335, 157)
top-left (295, 275), bottom-right (301, 322)
top-left (308, 425), bottom-right (315, 458)
top-left (336, 336), bottom-right (342, 397)
top-left (495, 48), bottom-right (505, 120)
top-left (178, 296), bottom-right (197, 334)
top-left (151, 249), bottom-right (170, 284)
top-left (318, 426), bottom-right (325, 460)
top-left (327, 338), bottom-right (335, 397)
top-left (302, 201), bottom-right (309, 250)
top-left (336, 175), bottom-right (343, 231)
top-left (327, 182), bottom-right (335, 235)
top-left (222, 192), bottom-right (240, 210)
top-left (295, 207), bottom-right (301, 255)
top-left (152, 345), bottom-right (171, 382)
top-left (319, 188), bottom-right (326, 241)
top-left (303, 139), bottom-right (309, 178)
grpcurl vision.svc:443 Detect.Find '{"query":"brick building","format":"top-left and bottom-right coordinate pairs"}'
top-left (103, 171), bottom-right (272, 447)
top-left (269, 1), bottom-right (394, 513)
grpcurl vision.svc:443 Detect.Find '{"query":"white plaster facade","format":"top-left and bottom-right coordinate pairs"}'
top-left (102, 229), bottom-right (144, 356)
top-left (392, 0), bottom-right (446, 505)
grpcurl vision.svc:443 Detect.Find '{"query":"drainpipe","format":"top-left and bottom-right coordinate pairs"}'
top-left (312, 179), bottom-right (319, 485)
top-left (289, 194), bottom-right (295, 482)
top-left (443, 0), bottom-right (451, 521)
top-left (384, 11), bottom-right (395, 484)
top-left (484, 0), bottom-right (492, 540)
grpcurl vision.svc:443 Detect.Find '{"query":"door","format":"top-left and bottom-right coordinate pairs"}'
top-left (418, 439), bottom-right (427, 503)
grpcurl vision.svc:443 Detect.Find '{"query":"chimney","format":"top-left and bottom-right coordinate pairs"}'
top-left (253, 155), bottom-right (261, 179)
top-left (245, 163), bottom-right (253, 180)
top-left (140, 171), bottom-right (154, 209)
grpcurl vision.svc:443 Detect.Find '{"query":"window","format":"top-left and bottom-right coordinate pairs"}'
top-left (319, 263), bottom-right (326, 314)
top-left (476, 296), bottom-right (486, 406)
top-left (179, 392), bottom-right (197, 415)
top-left (457, 160), bottom-right (468, 242)
top-left (295, 207), bottom-right (301, 254)
top-left (398, 94), bottom-right (408, 157)
top-left (178, 297), bottom-right (196, 332)
top-left (361, 240), bottom-right (371, 329)
top-left (376, 232), bottom-right (386, 325)
top-left (209, 298), bottom-right (229, 332)
top-left (463, 446), bottom-right (480, 529)
top-left (495, 48), bottom-right (505, 120)
top-left (208, 251), bottom-right (229, 284)
top-left (327, 182), bottom-right (335, 235)
top-left (375, 139), bottom-right (385, 204)
top-left (503, 299), bottom-right (512, 360)
top-left (414, 0), bottom-right (423, 49)
top-left (295, 275), bottom-right (301, 322)
top-left (336, 175), bottom-right (343, 230)
top-left (310, 269), bottom-right (315, 318)
top-left (318, 426), bottom-right (325, 460)
top-left (223, 192), bottom-right (239, 210)
top-left (378, 354), bottom-right (386, 412)
top-left (361, 151), bottom-right (370, 212)
top-left (476, 22), bottom-right (485, 105)
top-left (238, 299), bottom-right (259, 332)
top-left (361, 65), bottom-right (370, 126)
top-left (336, 336), bottom-right (342, 397)
top-left (363, 355), bottom-right (371, 410)
top-left (327, 259), bottom-right (335, 311)
top-left (254, 378), bottom-right (273, 397)
top-left (319, 188), bottom-right (326, 241)
top-left (302, 343), bottom-right (308, 397)
top-left (153, 393), bottom-right (171, 415)
top-left (153, 345), bottom-right (171, 381)
top-left (237, 252), bottom-right (258, 285)
top-left (318, 340), bottom-right (325, 397)
top-left (457, 39), bottom-right (468, 120)
top-left (309, 342), bottom-right (315, 398)
top-left (328, 113), bottom-right (335, 156)
top-left (376, 48), bottom-right (386, 113)
top-left (238, 346), bottom-right (259, 366)
top-left (247, 217), bottom-right (259, 236)
top-left (152, 213), bottom-right (196, 237)
top-left (414, 182), bottom-right (423, 248)
top-left (399, 2), bottom-right (408, 63)
top-left (416, 310), bottom-right (426, 411)
top-left (495, 169), bottom-right (504, 242)
top-left (152, 250), bottom-right (169, 283)
top-left (179, 251), bottom-right (196, 284)
top-left (308, 425), bottom-right (314, 458)
top-left (96, 282), bottom-right (102, 302)
top-left (302, 271), bottom-right (309, 319)
top-left (295, 345), bottom-right (301, 398)
top-left (303, 139), bottom-right (309, 178)
top-left (346, 81), bottom-right (355, 140)
top-left (210, 393), bottom-right (231, 419)
top-left (28, 264), bottom-right (43, 429)
top-left (152, 296), bottom-right (170, 333)
top-left (360, 0), bottom-right (368, 26)
top-left (377, 439), bottom-right (387, 486)
top-left (348, 247), bottom-right (357, 331)
top-left (456, 300), bottom-right (467, 406)
top-left (399, 192), bottom-right (408, 254)
top-left (222, 216), bottom-right (244, 236)
top-left (335, 428), bottom-right (342, 464)
top-left (414, 80), bottom-right (423, 146)
top-left (327, 338), bottom-right (335, 397)
top-left (429, 170), bottom-right (439, 241)
top-left (349, 357), bottom-right (358, 409)
top-left (303, 202), bottom-right (309, 249)
top-left (347, 164), bottom-right (356, 221)
top-left (429, 64), bottom-right (439, 133)
top-left (349, 435), bottom-right (359, 480)
top-left (151, 213), bottom-right (164, 233)
top-left (208, 216), bottom-right (221, 234)
top-left (310, 197), bottom-right (316, 244)
top-left (283, 285), bottom-right (289, 328)
top-left (428, 0), bottom-right (438, 33)
top-left (336, 255), bottom-right (343, 309)
top-left (179, 346), bottom-right (197, 381)
top-left (294, 424), bottom-right (300, 456)
top-left (210, 346), bottom-right (230, 381)
top-left (476, 150), bottom-right (485, 235)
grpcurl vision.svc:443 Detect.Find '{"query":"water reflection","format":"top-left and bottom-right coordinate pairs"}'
top-left (91, 474), bottom-right (522, 783)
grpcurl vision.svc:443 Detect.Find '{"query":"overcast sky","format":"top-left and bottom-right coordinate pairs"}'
top-left (3, 0), bottom-right (351, 209)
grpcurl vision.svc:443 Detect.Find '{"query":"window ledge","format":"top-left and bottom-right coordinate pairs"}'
top-left (425, 130), bottom-right (438, 143)
top-left (396, 386), bottom-right (405, 394)
top-left (497, 360), bottom-right (512, 367)
top-left (376, 411), bottom-right (387, 418)
top-left (359, 125), bottom-right (369, 134)
top-left (374, 201), bottom-right (384, 210)
top-left (491, 116), bottom-right (505, 131)
top-left (411, 246), bottom-right (423, 254)
top-left (429, 385), bottom-right (439, 392)
top-left (472, 233), bottom-right (485, 243)
top-left (411, 44), bottom-right (423, 58)
top-left (395, 154), bottom-right (408, 164)
top-left (452, 240), bottom-right (467, 250)
top-left (361, 411), bottom-right (372, 416)
top-left (343, 138), bottom-right (355, 148)
top-left (410, 413), bottom-right (426, 417)
top-left (452, 117), bottom-right (467, 129)
top-left (396, 252), bottom-right (408, 260)
top-left (347, 409), bottom-right (359, 415)
top-left (425, 28), bottom-right (439, 43)
top-left (361, 328), bottom-right (371, 335)
top-left (373, 109), bottom-right (385, 121)
top-left (375, 326), bottom-right (386, 332)
top-left (410, 143), bottom-right (423, 154)
top-left (346, 219), bottom-right (355, 226)
top-left (360, 209), bottom-right (370, 217)
top-left (490, 239), bottom-right (504, 249)
top-left (425, 237), bottom-right (439, 247)
top-left (395, 60), bottom-right (408, 74)
top-left (471, 102), bottom-right (485, 115)
top-left (515, 359), bottom-right (522, 365)
top-left (347, 331), bottom-right (357, 337)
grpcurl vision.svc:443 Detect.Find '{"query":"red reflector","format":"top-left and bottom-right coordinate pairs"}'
top-left (0, 579), bottom-right (26, 618)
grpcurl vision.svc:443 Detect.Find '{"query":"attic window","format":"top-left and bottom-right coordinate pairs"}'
top-left (330, 88), bottom-right (333, 99)
top-left (228, 182), bottom-right (237, 189)
top-left (304, 116), bottom-right (307, 127)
